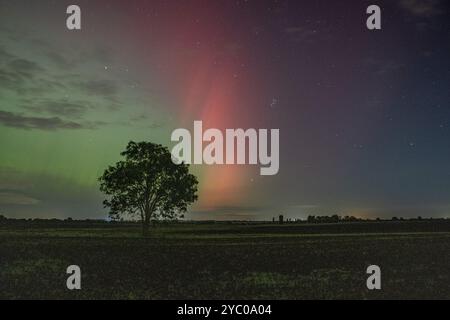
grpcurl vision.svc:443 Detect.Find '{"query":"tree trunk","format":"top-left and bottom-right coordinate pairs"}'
top-left (142, 195), bottom-right (159, 237)
top-left (142, 220), bottom-right (150, 237)
top-left (142, 210), bottom-right (152, 237)
top-left (142, 196), bottom-right (157, 237)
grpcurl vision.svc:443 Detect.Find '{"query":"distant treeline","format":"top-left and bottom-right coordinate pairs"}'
top-left (0, 215), bottom-right (115, 227)
top-left (0, 215), bottom-right (213, 227)
top-left (0, 215), bottom-right (108, 222)
top-left (305, 215), bottom-right (446, 223)
top-left (0, 214), bottom-right (447, 226)
top-left (274, 214), bottom-right (448, 224)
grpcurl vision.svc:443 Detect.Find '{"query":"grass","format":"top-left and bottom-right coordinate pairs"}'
top-left (1, 220), bottom-right (450, 299)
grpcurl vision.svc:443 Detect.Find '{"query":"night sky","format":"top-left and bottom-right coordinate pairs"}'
top-left (0, 0), bottom-right (449, 220)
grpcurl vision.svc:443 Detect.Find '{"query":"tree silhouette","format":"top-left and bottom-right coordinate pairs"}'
top-left (99, 141), bottom-right (198, 236)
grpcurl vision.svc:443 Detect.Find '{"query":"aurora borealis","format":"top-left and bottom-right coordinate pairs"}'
top-left (0, 0), bottom-right (449, 220)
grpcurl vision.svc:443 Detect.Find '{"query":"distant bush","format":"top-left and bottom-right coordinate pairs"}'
top-left (306, 215), bottom-right (355, 224)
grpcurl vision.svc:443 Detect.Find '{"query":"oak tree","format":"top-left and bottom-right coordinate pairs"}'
top-left (99, 141), bottom-right (198, 236)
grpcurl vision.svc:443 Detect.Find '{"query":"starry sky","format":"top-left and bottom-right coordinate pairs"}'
top-left (0, 0), bottom-right (449, 220)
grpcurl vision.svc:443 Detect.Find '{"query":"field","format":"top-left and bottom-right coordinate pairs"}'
top-left (1, 220), bottom-right (450, 299)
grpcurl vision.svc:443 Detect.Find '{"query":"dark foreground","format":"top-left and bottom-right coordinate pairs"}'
top-left (1, 220), bottom-right (450, 299)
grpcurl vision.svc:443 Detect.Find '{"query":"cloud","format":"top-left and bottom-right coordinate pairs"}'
top-left (126, 112), bottom-right (164, 128)
top-left (0, 191), bottom-right (40, 205)
top-left (0, 167), bottom-right (35, 191)
top-left (8, 58), bottom-right (44, 76)
top-left (0, 56), bottom-right (51, 94)
top-left (201, 205), bottom-right (262, 213)
top-left (0, 28), bottom-right (130, 122)
top-left (82, 46), bottom-right (114, 65)
top-left (31, 36), bottom-right (112, 70)
top-left (0, 110), bottom-right (101, 130)
top-left (399, 0), bottom-right (444, 17)
top-left (0, 46), bottom-right (14, 60)
top-left (217, 213), bottom-right (259, 220)
top-left (289, 204), bottom-right (319, 209)
top-left (0, 69), bottom-right (25, 90)
top-left (190, 208), bottom-right (260, 220)
top-left (45, 51), bottom-right (76, 69)
top-left (22, 99), bottom-right (89, 119)
top-left (75, 79), bottom-right (118, 98)
top-left (0, 32), bottom-right (147, 134)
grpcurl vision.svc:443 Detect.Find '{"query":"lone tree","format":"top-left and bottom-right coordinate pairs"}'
top-left (99, 141), bottom-right (198, 236)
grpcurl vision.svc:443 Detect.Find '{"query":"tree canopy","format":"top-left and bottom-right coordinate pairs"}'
top-left (99, 141), bottom-right (198, 235)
